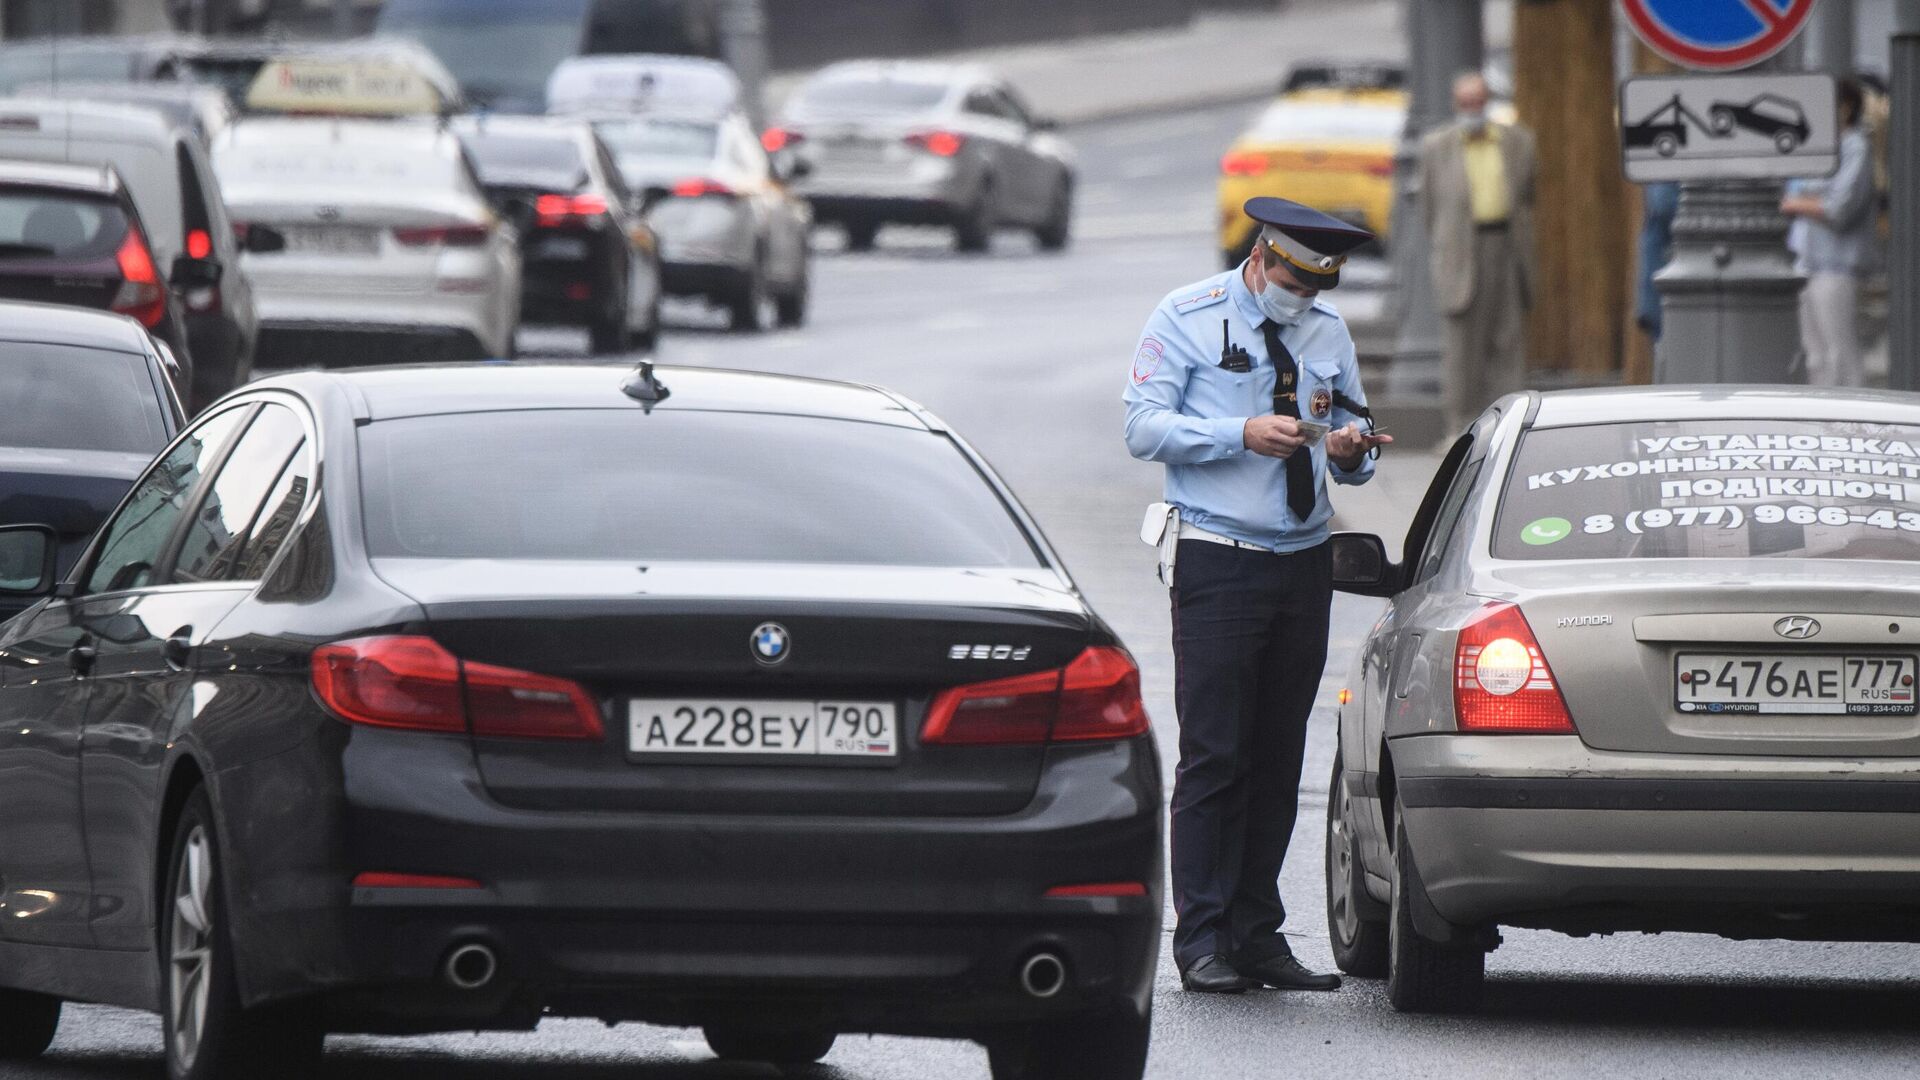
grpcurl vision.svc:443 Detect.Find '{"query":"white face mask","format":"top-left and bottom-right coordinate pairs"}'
top-left (1254, 270), bottom-right (1315, 324)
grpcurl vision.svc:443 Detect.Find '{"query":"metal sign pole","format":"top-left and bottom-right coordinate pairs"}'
top-left (1892, 0), bottom-right (1920, 392)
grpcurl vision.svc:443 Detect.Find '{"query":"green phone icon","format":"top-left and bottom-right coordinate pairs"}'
top-left (1521, 517), bottom-right (1572, 546)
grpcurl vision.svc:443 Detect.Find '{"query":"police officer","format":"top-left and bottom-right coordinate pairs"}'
top-left (1124, 197), bottom-right (1391, 994)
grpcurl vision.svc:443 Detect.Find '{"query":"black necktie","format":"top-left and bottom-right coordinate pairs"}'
top-left (1260, 319), bottom-right (1318, 523)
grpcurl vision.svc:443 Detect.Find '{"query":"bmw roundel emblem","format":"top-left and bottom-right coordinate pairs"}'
top-left (751, 622), bottom-right (791, 666)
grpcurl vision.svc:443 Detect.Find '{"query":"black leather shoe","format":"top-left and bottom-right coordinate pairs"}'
top-left (1180, 955), bottom-right (1259, 994)
top-left (1235, 953), bottom-right (1343, 992)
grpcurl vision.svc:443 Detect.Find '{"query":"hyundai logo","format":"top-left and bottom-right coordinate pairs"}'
top-left (316, 205), bottom-right (342, 221)
top-left (1774, 616), bottom-right (1821, 640)
top-left (751, 622), bottom-right (790, 666)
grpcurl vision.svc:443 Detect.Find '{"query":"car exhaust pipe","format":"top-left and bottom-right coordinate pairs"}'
top-left (1018, 952), bottom-right (1066, 1000)
top-left (442, 942), bottom-right (497, 991)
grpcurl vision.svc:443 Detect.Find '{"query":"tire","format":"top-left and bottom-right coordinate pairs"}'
top-left (1326, 757), bottom-right (1389, 978)
top-left (703, 1026), bottom-right (835, 1065)
top-left (588, 300), bottom-right (632, 355)
top-left (988, 1006), bottom-right (1150, 1080)
top-left (163, 789), bottom-right (322, 1080)
top-left (954, 182), bottom-right (994, 253)
top-left (0, 991), bottom-right (59, 1059)
top-left (775, 268), bottom-right (809, 328)
top-left (727, 257), bottom-right (770, 333)
top-left (1034, 177), bottom-right (1072, 251)
top-left (843, 221), bottom-right (878, 252)
top-left (1385, 795), bottom-right (1485, 1014)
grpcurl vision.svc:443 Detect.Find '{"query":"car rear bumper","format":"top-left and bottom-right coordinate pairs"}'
top-left (252, 288), bottom-right (508, 357)
top-left (1390, 735), bottom-right (1920, 937)
top-left (232, 729), bottom-right (1162, 1035)
top-left (802, 188), bottom-right (971, 227)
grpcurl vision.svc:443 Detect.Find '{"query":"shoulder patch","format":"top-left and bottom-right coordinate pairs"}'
top-left (1131, 336), bottom-right (1166, 384)
top-left (1171, 286), bottom-right (1229, 315)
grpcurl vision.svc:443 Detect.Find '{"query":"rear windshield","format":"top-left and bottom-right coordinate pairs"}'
top-left (795, 78), bottom-right (949, 116)
top-left (594, 118), bottom-right (716, 162)
top-left (1496, 420), bottom-right (1920, 562)
top-left (461, 131), bottom-right (585, 188)
top-left (0, 343), bottom-right (165, 453)
top-left (216, 136), bottom-right (465, 193)
top-left (359, 410), bottom-right (1041, 567)
top-left (0, 189), bottom-right (129, 259)
top-left (1247, 103), bottom-right (1404, 142)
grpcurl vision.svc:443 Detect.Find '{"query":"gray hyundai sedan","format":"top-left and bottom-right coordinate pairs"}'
top-left (1324, 386), bottom-right (1920, 1012)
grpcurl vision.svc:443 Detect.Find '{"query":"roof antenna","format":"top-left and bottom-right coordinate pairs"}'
top-left (621, 361), bottom-right (670, 413)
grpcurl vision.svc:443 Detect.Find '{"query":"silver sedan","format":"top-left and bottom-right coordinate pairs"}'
top-left (1325, 386), bottom-right (1920, 1012)
top-left (771, 60), bottom-right (1074, 253)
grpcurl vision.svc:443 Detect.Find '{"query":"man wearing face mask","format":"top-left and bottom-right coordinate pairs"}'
top-left (1123, 196), bottom-right (1391, 994)
top-left (1420, 70), bottom-right (1537, 434)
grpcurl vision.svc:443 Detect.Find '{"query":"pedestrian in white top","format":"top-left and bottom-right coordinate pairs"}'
top-left (1781, 78), bottom-right (1878, 388)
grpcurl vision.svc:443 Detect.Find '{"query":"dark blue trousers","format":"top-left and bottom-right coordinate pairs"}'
top-left (1168, 538), bottom-right (1332, 969)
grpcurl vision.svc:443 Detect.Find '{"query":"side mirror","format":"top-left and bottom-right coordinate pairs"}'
top-left (169, 254), bottom-right (223, 289)
top-left (1330, 532), bottom-right (1399, 597)
top-left (240, 225), bottom-right (286, 254)
top-left (0, 525), bottom-right (58, 599)
top-left (773, 152), bottom-right (813, 183)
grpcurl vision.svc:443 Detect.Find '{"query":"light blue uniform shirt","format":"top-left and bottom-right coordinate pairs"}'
top-left (1122, 264), bottom-right (1375, 553)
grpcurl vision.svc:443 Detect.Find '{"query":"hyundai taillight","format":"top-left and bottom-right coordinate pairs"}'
top-left (393, 224), bottom-right (490, 247)
top-left (761, 127), bottom-right (803, 152)
top-left (311, 635), bottom-right (604, 740)
top-left (1220, 150), bottom-right (1269, 176)
top-left (110, 230), bottom-right (167, 328)
top-left (671, 177), bottom-right (735, 198)
top-left (922, 646), bottom-right (1150, 745)
top-left (1453, 603), bottom-right (1576, 733)
top-left (534, 193), bottom-right (610, 228)
top-left (906, 130), bottom-right (965, 157)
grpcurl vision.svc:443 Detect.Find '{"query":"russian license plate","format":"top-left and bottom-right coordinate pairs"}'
top-left (282, 226), bottom-right (379, 256)
top-left (628, 699), bottom-right (898, 758)
top-left (1675, 653), bottom-right (1918, 715)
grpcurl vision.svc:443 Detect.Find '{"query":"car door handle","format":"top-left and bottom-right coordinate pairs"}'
top-left (68, 642), bottom-right (96, 675)
top-left (163, 629), bottom-right (193, 670)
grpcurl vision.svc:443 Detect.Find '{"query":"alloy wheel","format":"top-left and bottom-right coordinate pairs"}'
top-left (168, 826), bottom-right (214, 1072)
top-left (1329, 779), bottom-right (1361, 945)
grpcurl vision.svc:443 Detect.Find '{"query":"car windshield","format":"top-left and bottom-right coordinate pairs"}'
top-left (460, 131), bottom-right (586, 189)
top-left (0, 342), bottom-right (164, 454)
top-left (794, 77), bottom-right (950, 116)
top-left (379, 0), bottom-right (590, 109)
top-left (1495, 419), bottom-right (1920, 562)
top-left (359, 410), bottom-right (1042, 567)
top-left (0, 188), bottom-right (129, 259)
top-left (1246, 103), bottom-right (1404, 142)
top-left (594, 118), bottom-right (716, 164)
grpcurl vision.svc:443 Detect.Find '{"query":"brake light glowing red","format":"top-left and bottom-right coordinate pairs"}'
top-left (907, 130), bottom-right (965, 157)
top-left (393, 224), bottom-right (490, 247)
top-left (761, 127), bottom-right (803, 152)
top-left (1453, 603), bottom-right (1576, 733)
top-left (1220, 150), bottom-right (1269, 176)
top-left (671, 177), bottom-right (735, 198)
top-left (110, 230), bottom-right (167, 328)
top-left (352, 872), bottom-right (483, 890)
top-left (311, 635), bottom-right (604, 740)
top-left (921, 646), bottom-right (1149, 746)
top-left (185, 228), bottom-right (213, 259)
top-left (534, 193), bottom-right (610, 228)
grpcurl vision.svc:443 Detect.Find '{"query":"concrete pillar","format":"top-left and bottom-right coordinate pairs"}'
top-left (1811, 0), bottom-right (1857, 75)
top-left (1386, 0), bottom-right (1482, 402)
top-left (718, 0), bottom-right (769, 128)
top-left (1891, 0), bottom-right (1920, 391)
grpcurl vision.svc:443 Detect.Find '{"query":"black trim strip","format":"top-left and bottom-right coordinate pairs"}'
top-left (1400, 776), bottom-right (1920, 814)
top-left (1347, 768), bottom-right (1380, 799)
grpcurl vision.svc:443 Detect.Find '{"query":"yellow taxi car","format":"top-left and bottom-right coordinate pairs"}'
top-left (1217, 88), bottom-right (1404, 268)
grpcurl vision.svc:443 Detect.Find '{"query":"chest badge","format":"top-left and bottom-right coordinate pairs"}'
top-left (1310, 388), bottom-right (1332, 419)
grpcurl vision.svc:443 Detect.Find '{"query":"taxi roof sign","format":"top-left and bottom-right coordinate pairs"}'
top-left (246, 57), bottom-right (446, 117)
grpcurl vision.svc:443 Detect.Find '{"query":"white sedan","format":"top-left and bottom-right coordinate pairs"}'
top-left (212, 117), bottom-right (521, 366)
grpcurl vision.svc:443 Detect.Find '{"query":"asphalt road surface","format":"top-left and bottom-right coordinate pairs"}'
top-left (20, 99), bottom-right (1920, 1080)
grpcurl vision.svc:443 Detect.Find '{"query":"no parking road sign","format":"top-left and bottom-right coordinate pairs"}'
top-left (1621, 0), bottom-right (1817, 71)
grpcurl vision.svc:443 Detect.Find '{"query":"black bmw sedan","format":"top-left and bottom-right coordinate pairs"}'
top-left (0, 362), bottom-right (1161, 1080)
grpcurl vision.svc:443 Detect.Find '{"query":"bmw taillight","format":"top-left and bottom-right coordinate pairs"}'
top-left (110, 229), bottom-right (167, 328)
top-left (1220, 150), bottom-right (1269, 176)
top-left (534, 193), bottom-right (609, 228)
top-left (906, 130), bottom-right (965, 157)
top-left (670, 177), bottom-right (735, 198)
top-left (1453, 603), bottom-right (1576, 734)
top-left (311, 635), bottom-right (604, 740)
top-left (393, 224), bottom-right (490, 247)
top-left (922, 646), bottom-right (1150, 745)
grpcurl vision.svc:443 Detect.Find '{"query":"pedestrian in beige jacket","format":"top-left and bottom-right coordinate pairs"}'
top-left (1419, 71), bottom-right (1537, 434)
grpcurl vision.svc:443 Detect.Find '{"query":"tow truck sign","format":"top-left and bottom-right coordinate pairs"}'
top-left (1620, 72), bottom-right (1836, 182)
top-left (1621, 0), bottom-right (1817, 72)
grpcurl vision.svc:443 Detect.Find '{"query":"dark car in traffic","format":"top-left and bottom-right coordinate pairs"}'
top-left (0, 362), bottom-right (1160, 1080)
top-left (454, 115), bottom-right (662, 352)
top-left (0, 300), bottom-right (184, 620)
